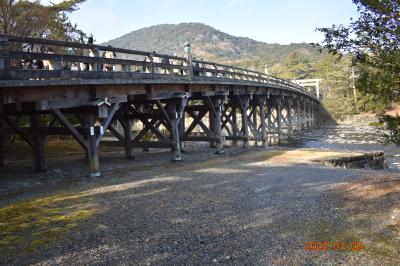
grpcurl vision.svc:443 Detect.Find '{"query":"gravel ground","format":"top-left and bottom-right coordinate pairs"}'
top-left (0, 144), bottom-right (398, 265)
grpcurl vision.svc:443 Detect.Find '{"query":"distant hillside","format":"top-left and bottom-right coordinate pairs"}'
top-left (104, 23), bottom-right (325, 71)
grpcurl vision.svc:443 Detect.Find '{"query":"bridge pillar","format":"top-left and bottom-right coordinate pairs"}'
top-left (31, 114), bottom-right (46, 172)
top-left (167, 97), bottom-right (187, 162)
top-left (276, 97), bottom-right (283, 144)
top-left (311, 102), bottom-right (316, 128)
top-left (210, 96), bottom-right (225, 154)
top-left (84, 111), bottom-right (100, 177)
top-left (301, 99), bottom-right (307, 130)
top-left (296, 100), bottom-right (302, 134)
top-left (123, 118), bottom-right (135, 160)
top-left (209, 106), bottom-right (216, 149)
top-left (239, 95), bottom-right (250, 148)
top-left (179, 111), bottom-right (186, 152)
top-left (231, 103), bottom-right (238, 147)
top-left (287, 97), bottom-right (293, 138)
top-left (252, 102), bottom-right (258, 147)
top-left (258, 95), bottom-right (268, 148)
top-left (266, 98), bottom-right (273, 145)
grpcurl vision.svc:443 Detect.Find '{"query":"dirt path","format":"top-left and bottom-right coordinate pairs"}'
top-left (1, 146), bottom-right (399, 265)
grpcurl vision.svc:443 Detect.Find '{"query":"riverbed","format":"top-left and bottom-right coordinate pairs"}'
top-left (285, 125), bottom-right (400, 170)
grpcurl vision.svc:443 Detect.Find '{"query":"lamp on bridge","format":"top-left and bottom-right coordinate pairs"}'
top-left (184, 41), bottom-right (193, 79)
top-left (184, 40), bottom-right (191, 55)
top-left (264, 64), bottom-right (269, 75)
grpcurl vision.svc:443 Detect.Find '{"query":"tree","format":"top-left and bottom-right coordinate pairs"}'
top-left (270, 52), bottom-right (316, 80)
top-left (317, 0), bottom-right (400, 142)
top-left (0, 0), bottom-right (87, 42)
top-left (316, 54), bottom-right (356, 118)
top-left (317, 0), bottom-right (400, 101)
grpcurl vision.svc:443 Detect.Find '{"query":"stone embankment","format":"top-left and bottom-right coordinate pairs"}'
top-left (336, 113), bottom-right (378, 126)
top-left (319, 152), bottom-right (386, 170)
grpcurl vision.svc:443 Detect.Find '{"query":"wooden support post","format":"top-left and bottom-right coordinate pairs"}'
top-left (179, 111), bottom-right (186, 152)
top-left (267, 101), bottom-right (272, 146)
top-left (240, 96), bottom-right (250, 148)
top-left (31, 114), bottom-right (46, 172)
top-left (231, 104), bottom-right (238, 147)
top-left (287, 98), bottom-right (293, 138)
top-left (85, 111), bottom-right (100, 177)
top-left (211, 97), bottom-right (225, 154)
top-left (209, 108), bottom-right (216, 148)
top-left (259, 96), bottom-right (268, 148)
top-left (303, 100), bottom-right (309, 130)
top-left (296, 100), bottom-right (302, 133)
top-left (312, 103), bottom-right (317, 127)
top-left (167, 100), bottom-right (183, 162)
top-left (124, 118), bottom-right (135, 159)
top-left (276, 98), bottom-right (282, 144)
top-left (252, 103), bottom-right (258, 146)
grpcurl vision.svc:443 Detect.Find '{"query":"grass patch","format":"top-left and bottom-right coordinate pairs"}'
top-left (0, 192), bottom-right (96, 259)
top-left (368, 122), bottom-right (384, 127)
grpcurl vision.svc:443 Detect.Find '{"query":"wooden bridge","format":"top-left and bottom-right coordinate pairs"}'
top-left (0, 35), bottom-right (319, 177)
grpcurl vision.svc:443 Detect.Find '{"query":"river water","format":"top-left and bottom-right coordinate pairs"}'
top-left (285, 125), bottom-right (400, 170)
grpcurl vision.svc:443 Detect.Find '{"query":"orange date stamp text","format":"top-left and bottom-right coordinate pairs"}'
top-left (304, 241), bottom-right (364, 251)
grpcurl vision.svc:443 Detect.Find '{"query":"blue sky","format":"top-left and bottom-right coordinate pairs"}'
top-left (45, 0), bottom-right (358, 44)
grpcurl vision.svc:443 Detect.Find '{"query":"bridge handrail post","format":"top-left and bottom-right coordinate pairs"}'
top-left (150, 54), bottom-right (156, 79)
top-left (187, 55), bottom-right (193, 81)
top-left (0, 36), bottom-right (9, 79)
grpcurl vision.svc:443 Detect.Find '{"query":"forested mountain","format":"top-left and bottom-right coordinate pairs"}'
top-left (104, 23), bottom-right (380, 118)
top-left (104, 23), bottom-right (324, 72)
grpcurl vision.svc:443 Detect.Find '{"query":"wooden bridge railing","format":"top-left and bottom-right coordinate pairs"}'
top-left (0, 34), bottom-right (317, 100)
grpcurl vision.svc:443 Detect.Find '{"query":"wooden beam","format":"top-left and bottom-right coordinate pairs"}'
top-left (53, 108), bottom-right (88, 149)
top-left (181, 136), bottom-right (218, 142)
top-left (129, 141), bottom-right (171, 149)
top-left (186, 109), bottom-right (214, 137)
top-left (0, 113), bottom-right (33, 147)
top-left (140, 118), bottom-right (170, 143)
top-left (132, 118), bottom-right (156, 143)
top-left (182, 109), bottom-right (207, 138)
top-left (155, 100), bottom-right (172, 126)
top-left (108, 124), bottom-right (125, 142)
top-left (96, 102), bottom-right (121, 147)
